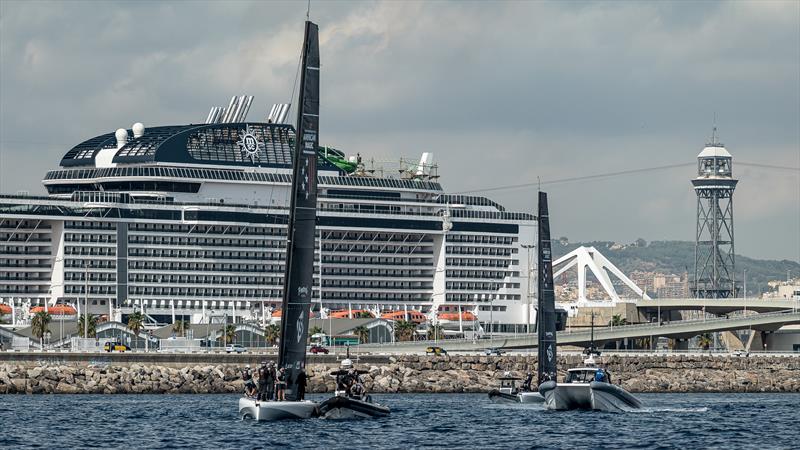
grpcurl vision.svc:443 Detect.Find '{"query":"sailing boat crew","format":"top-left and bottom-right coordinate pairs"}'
top-left (243, 365), bottom-right (257, 398)
top-left (258, 362), bottom-right (274, 401)
top-left (276, 368), bottom-right (287, 401)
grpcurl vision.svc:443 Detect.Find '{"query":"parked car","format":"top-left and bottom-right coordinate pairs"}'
top-left (484, 347), bottom-right (504, 356)
top-left (310, 345), bottom-right (329, 354)
top-left (104, 341), bottom-right (130, 352)
top-left (426, 346), bottom-right (448, 355)
top-left (225, 344), bottom-right (247, 354)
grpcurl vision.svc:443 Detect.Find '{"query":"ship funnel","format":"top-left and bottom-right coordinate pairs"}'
top-left (132, 122), bottom-right (145, 138)
top-left (115, 128), bottom-right (128, 149)
top-left (236, 95), bottom-right (254, 122)
top-left (221, 96), bottom-right (238, 123)
top-left (267, 103), bottom-right (291, 124)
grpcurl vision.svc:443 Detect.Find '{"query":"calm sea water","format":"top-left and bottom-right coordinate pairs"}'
top-left (1, 393), bottom-right (798, 449)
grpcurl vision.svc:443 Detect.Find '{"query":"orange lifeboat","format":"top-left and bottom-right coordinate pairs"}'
top-left (30, 305), bottom-right (78, 316)
top-left (271, 309), bottom-right (282, 318)
top-left (438, 311), bottom-right (477, 322)
top-left (380, 310), bottom-right (427, 324)
top-left (0, 304), bottom-right (11, 315)
top-left (330, 309), bottom-right (373, 319)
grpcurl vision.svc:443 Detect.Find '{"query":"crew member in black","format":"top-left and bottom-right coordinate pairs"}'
top-left (243, 365), bottom-right (257, 398)
top-left (296, 368), bottom-right (308, 401)
top-left (257, 361), bottom-right (271, 401)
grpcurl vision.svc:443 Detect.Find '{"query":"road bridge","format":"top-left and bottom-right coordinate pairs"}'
top-left (633, 298), bottom-right (799, 315)
top-left (361, 309), bottom-right (800, 353)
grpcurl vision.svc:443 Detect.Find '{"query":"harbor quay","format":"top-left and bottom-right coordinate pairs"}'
top-left (2, 353), bottom-right (800, 395)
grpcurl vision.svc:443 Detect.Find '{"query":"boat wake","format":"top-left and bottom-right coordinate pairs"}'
top-left (634, 407), bottom-right (709, 414)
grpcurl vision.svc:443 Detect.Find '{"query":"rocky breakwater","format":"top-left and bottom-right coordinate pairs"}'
top-left (2, 355), bottom-right (800, 394)
top-left (0, 364), bottom-right (245, 394)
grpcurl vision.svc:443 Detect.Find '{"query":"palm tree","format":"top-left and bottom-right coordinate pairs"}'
top-left (77, 314), bottom-right (99, 338)
top-left (697, 333), bottom-right (713, 351)
top-left (355, 311), bottom-right (372, 319)
top-left (127, 311), bottom-right (145, 349)
top-left (394, 320), bottom-right (417, 342)
top-left (224, 324), bottom-right (237, 345)
top-left (309, 325), bottom-right (324, 343)
top-left (353, 326), bottom-right (370, 344)
top-left (31, 311), bottom-right (52, 349)
top-left (172, 320), bottom-right (190, 337)
top-left (426, 323), bottom-right (444, 341)
top-left (264, 324), bottom-right (280, 346)
top-left (609, 314), bottom-right (627, 327)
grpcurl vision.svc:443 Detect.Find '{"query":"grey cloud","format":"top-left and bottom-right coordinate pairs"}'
top-left (0, 0), bottom-right (797, 261)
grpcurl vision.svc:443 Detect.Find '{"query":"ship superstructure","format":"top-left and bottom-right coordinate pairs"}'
top-left (0, 104), bottom-right (534, 335)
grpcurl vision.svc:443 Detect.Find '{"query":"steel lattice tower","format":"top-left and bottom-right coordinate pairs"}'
top-left (692, 130), bottom-right (738, 298)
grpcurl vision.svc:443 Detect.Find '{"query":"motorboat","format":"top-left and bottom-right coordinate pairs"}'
top-left (316, 360), bottom-right (391, 419)
top-left (239, 398), bottom-right (318, 420)
top-left (316, 392), bottom-right (391, 419)
top-left (488, 372), bottom-right (544, 404)
top-left (538, 352), bottom-right (642, 412)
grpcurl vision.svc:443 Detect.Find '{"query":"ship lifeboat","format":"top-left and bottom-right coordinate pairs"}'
top-left (30, 305), bottom-right (78, 318)
top-left (0, 304), bottom-right (11, 315)
top-left (380, 310), bottom-right (427, 324)
top-left (270, 309), bottom-right (282, 318)
top-left (437, 311), bottom-right (477, 322)
top-left (330, 309), bottom-right (374, 319)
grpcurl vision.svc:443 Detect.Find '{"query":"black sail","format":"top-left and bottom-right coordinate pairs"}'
top-left (537, 191), bottom-right (558, 384)
top-left (277, 20), bottom-right (320, 401)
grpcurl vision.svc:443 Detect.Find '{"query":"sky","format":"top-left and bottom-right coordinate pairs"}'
top-left (0, 0), bottom-right (798, 261)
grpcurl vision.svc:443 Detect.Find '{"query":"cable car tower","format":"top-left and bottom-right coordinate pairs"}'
top-left (692, 128), bottom-right (738, 298)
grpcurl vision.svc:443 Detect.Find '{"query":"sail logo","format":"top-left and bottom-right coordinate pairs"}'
top-left (298, 286), bottom-right (309, 297)
top-left (237, 125), bottom-right (263, 163)
top-left (302, 131), bottom-right (317, 154)
top-left (296, 310), bottom-right (305, 343)
top-left (547, 344), bottom-right (553, 362)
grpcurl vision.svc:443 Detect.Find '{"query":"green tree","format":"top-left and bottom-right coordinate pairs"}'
top-left (309, 325), bottom-right (324, 341)
top-left (224, 324), bottom-right (237, 345)
top-left (31, 311), bottom-right (52, 349)
top-left (355, 311), bottom-right (372, 319)
top-left (697, 333), bottom-right (713, 351)
top-left (609, 315), bottom-right (627, 327)
top-left (77, 314), bottom-right (99, 338)
top-left (264, 324), bottom-right (280, 346)
top-left (172, 320), bottom-right (190, 337)
top-left (394, 320), bottom-right (417, 342)
top-left (353, 326), bottom-right (370, 344)
top-left (127, 311), bottom-right (145, 349)
top-left (426, 323), bottom-right (444, 340)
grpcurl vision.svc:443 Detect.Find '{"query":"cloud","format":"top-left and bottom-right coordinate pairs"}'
top-left (0, 0), bottom-right (797, 261)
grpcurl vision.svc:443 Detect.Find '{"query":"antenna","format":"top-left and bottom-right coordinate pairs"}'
top-left (711, 112), bottom-right (718, 145)
top-left (307, 0), bottom-right (311, 20)
top-left (537, 176), bottom-right (541, 192)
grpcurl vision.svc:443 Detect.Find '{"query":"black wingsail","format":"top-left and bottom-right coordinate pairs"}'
top-left (537, 191), bottom-right (558, 385)
top-left (277, 20), bottom-right (320, 401)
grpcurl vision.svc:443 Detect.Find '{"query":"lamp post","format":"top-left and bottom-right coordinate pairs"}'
top-left (521, 244), bottom-right (535, 335)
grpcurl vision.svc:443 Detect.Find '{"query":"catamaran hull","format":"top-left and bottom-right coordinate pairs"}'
top-left (539, 381), bottom-right (641, 412)
top-left (316, 396), bottom-right (390, 419)
top-left (238, 398), bottom-right (318, 421)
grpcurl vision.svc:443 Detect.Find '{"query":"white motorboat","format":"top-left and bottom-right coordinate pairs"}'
top-left (538, 354), bottom-right (642, 412)
top-left (238, 398), bottom-right (318, 421)
top-left (488, 373), bottom-right (544, 404)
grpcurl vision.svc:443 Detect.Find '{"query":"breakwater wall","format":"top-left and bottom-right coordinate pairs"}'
top-left (2, 354), bottom-right (800, 394)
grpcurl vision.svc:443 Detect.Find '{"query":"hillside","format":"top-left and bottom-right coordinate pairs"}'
top-left (552, 239), bottom-right (800, 296)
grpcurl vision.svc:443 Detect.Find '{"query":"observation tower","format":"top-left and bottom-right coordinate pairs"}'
top-left (692, 129), bottom-right (738, 298)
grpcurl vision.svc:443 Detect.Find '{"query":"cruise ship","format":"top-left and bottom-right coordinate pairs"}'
top-left (0, 67), bottom-right (536, 338)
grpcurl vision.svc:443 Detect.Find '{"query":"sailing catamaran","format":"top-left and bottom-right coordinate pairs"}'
top-left (239, 19), bottom-right (321, 421)
top-left (536, 192), bottom-right (642, 412)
